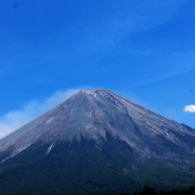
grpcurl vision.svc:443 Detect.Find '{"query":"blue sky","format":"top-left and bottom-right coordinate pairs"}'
top-left (0, 0), bottom-right (195, 137)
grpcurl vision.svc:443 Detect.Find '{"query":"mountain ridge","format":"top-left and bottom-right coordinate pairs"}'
top-left (0, 89), bottom-right (195, 162)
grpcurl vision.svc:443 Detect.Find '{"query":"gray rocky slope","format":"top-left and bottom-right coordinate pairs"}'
top-left (0, 89), bottom-right (195, 163)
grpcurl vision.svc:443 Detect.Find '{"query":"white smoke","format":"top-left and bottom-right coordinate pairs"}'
top-left (0, 89), bottom-right (79, 139)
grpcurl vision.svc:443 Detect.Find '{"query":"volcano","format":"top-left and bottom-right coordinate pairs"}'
top-left (0, 89), bottom-right (195, 195)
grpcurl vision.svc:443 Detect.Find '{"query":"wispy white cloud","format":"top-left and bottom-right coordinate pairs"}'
top-left (184, 105), bottom-right (195, 113)
top-left (0, 89), bottom-right (79, 139)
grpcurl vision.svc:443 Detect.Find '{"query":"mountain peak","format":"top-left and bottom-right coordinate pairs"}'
top-left (76, 89), bottom-right (112, 97)
top-left (66, 88), bottom-right (118, 105)
top-left (0, 89), bottom-right (195, 162)
top-left (79, 88), bottom-right (109, 93)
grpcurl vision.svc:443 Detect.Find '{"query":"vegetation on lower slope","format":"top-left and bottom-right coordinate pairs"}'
top-left (0, 137), bottom-right (195, 195)
top-left (132, 186), bottom-right (195, 195)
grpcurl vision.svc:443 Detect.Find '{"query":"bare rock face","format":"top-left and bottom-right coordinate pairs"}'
top-left (0, 89), bottom-right (195, 162)
top-left (0, 89), bottom-right (195, 194)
